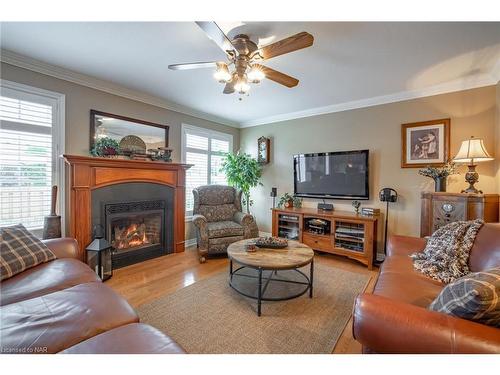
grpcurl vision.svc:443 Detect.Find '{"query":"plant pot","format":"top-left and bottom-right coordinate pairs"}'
top-left (434, 177), bottom-right (447, 192)
top-left (284, 199), bottom-right (293, 208)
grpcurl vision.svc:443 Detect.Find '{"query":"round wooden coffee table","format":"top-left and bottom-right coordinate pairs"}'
top-left (227, 239), bottom-right (314, 316)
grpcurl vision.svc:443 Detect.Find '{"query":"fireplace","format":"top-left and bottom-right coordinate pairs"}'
top-left (105, 200), bottom-right (166, 268)
top-left (92, 182), bottom-right (174, 268)
top-left (64, 155), bottom-right (191, 262)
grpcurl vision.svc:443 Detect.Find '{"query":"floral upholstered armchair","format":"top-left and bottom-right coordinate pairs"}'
top-left (192, 185), bottom-right (256, 263)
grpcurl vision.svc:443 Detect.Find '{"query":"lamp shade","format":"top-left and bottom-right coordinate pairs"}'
top-left (213, 62), bottom-right (231, 83)
top-left (452, 137), bottom-right (493, 163)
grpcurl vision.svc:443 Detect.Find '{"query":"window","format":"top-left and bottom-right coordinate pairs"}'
top-left (181, 124), bottom-right (233, 215)
top-left (0, 80), bottom-right (65, 232)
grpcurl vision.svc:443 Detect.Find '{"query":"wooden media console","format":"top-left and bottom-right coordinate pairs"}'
top-left (272, 207), bottom-right (378, 269)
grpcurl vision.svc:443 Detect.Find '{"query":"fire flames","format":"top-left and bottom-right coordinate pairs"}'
top-left (113, 222), bottom-right (150, 250)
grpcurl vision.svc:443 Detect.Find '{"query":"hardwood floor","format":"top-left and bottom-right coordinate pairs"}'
top-left (106, 246), bottom-right (379, 354)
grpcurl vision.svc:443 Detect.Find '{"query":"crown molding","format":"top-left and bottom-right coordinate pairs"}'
top-left (0, 49), bottom-right (239, 128)
top-left (239, 73), bottom-right (497, 128)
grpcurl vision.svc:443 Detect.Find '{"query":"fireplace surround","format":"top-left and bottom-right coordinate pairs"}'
top-left (63, 155), bottom-right (191, 262)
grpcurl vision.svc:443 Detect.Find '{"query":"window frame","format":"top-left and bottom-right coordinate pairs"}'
top-left (181, 123), bottom-right (233, 218)
top-left (0, 79), bottom-right (66, 234)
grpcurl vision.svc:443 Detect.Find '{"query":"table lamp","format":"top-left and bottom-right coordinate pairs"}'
top-left (452, 136), bottom-right (494, 194)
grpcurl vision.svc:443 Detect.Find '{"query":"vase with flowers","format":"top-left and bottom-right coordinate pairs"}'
top-left (418, 161), bottom-right (457, 192)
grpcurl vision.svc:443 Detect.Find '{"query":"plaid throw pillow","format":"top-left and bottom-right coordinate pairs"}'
top-left (429, 268), bottom-right (500, 327)
top-left (1, 224), bottom-right (56, 281)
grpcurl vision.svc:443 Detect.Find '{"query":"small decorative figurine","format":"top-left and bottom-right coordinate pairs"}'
top-left (148, 147), bottom-right (173, 162)
top-left (352, 200), bottom-right (361, 214)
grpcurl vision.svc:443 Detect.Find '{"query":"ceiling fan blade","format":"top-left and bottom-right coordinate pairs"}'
top-left (168, 61), bottom-right (218, 70)
top-left (223, 81), bottom-right (235, 94)
top-left (253, 64), bottom-right (299, 88)
top-left (195, 21), bottom-right (237, 56)
top-left (256, 32), bottom-right (314, 60)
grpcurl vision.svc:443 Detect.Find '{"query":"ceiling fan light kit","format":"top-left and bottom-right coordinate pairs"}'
top-left (234, 75), bottom-right (251, 94)
top-left (168, 22), bottom-right (314, 96)
top-left (213, 62), bottom-right (232, 83)
top-left (247, 66), bottom-right (265, 83)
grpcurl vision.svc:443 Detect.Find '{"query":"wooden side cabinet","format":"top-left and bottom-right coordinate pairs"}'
top-left (420, 192), bottom-right (499, 237)
top-left (272, 207), bottom-right (378, 269)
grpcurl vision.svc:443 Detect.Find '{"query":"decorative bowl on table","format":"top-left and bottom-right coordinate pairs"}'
top-left (255, 237), bottom-right (288, 249)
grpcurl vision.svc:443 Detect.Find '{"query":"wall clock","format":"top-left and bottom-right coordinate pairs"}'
top-left (257, 136), bottom-right (270, 164)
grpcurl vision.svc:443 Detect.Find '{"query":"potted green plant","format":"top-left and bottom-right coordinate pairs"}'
top-left (418, 161), bottom-right (457, 192)
top-left (220, 151), bottom-right (263, 213)
top-left (91, 137), bottom-right (120, 157)
top-left (277, 192), bottom-right (302, 209)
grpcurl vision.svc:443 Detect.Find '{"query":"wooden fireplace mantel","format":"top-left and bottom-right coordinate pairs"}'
top-left (63, 154), bottom-right (192, 260)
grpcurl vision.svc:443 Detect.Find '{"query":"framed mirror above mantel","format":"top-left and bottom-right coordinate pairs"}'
top-left (89, 110), bottom-right (170, 153)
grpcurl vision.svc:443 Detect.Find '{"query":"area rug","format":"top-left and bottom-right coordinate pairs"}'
top-left (137, 263), bottom-right (371, 354)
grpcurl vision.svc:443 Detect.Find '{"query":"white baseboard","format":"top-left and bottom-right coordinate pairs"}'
top-left (184, 238), bottom-right (197, 247)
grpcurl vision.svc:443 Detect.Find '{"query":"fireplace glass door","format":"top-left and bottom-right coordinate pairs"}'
top-left (110, 211), bottom-right (162, 253)
top-left (103, 199), bottom-right (167, 268)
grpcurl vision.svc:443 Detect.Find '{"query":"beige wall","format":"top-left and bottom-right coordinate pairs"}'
top-left (1, 63), bottom-right (240, 157)
top-left (1, 62), bottom-right (239, 239)
top-left (240, 86), bottom-right (499, 250)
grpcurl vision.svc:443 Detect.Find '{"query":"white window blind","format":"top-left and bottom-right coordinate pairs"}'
top-left (0, 95), bottom-right (54, 230)
top-left (182, 125), bottom-right (233, 215)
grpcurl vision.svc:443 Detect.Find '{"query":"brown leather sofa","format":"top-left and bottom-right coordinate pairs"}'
top-left (0, 238), bottom-right (185, 354)
top-left (353, 223), bottom-right (500, 354)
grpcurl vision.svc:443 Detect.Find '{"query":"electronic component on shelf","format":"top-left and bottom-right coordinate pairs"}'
top-left (361, 207), bottom-right (380, 216)
top-left (280, 215), bottom-right (299, 221)
top-left (304, 217), bottom-right (331, 235)
top-left (317, 203), bottom-right (334, 211)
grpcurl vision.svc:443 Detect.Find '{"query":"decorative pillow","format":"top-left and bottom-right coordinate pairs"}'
top-left (0, 224), bottom-right (56, 281)
top-left (429, 268), bottom-right (500, 327)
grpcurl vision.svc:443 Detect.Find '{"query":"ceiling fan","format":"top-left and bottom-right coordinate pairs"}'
top-left (168, 22), bottom-right (314, 95)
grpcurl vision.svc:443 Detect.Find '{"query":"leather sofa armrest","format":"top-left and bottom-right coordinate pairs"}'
top-left (387, 235), bottom-right (427, 257)
top-left (43, 238), bottom-right (79, 259)
top-left (353, 293), bottom-right (500, 354)
top-left (233, 211), bottom-right (254, 227)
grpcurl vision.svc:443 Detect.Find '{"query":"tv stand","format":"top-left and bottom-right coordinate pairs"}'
top-left (272, 207), bottom-right (378, 269)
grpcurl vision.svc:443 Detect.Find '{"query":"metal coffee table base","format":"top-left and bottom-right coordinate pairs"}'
top-left (229, 259), bottom-right (314, 316)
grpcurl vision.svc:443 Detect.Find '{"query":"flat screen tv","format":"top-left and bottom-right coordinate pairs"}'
top-left (293, 150), bottom-right (369, 200)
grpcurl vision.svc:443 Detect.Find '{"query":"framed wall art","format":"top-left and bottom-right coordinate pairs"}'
top-left (401, 118), bottom-right (450, 168)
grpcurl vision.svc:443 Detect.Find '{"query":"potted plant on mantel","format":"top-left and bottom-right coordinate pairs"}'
top-left (278, 192), bottom-right (302, 209)
top-left (90, 137), bottom-right (120, 158)
top-left (418, 161), bottom-right (457, 192)
top-left (220, 151), bottom-right (263, 213)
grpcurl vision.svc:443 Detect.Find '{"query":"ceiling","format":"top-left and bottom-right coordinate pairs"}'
top-left (1, 22), bottom-right (500, 127)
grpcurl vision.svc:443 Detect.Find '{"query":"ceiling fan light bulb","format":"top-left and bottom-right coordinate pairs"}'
top-left (213, 63), bottom-right (232, 83)
top-left (247, 67), bottom-right (265, 83)
top-left (234, 78), bottom-right (250, 94)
